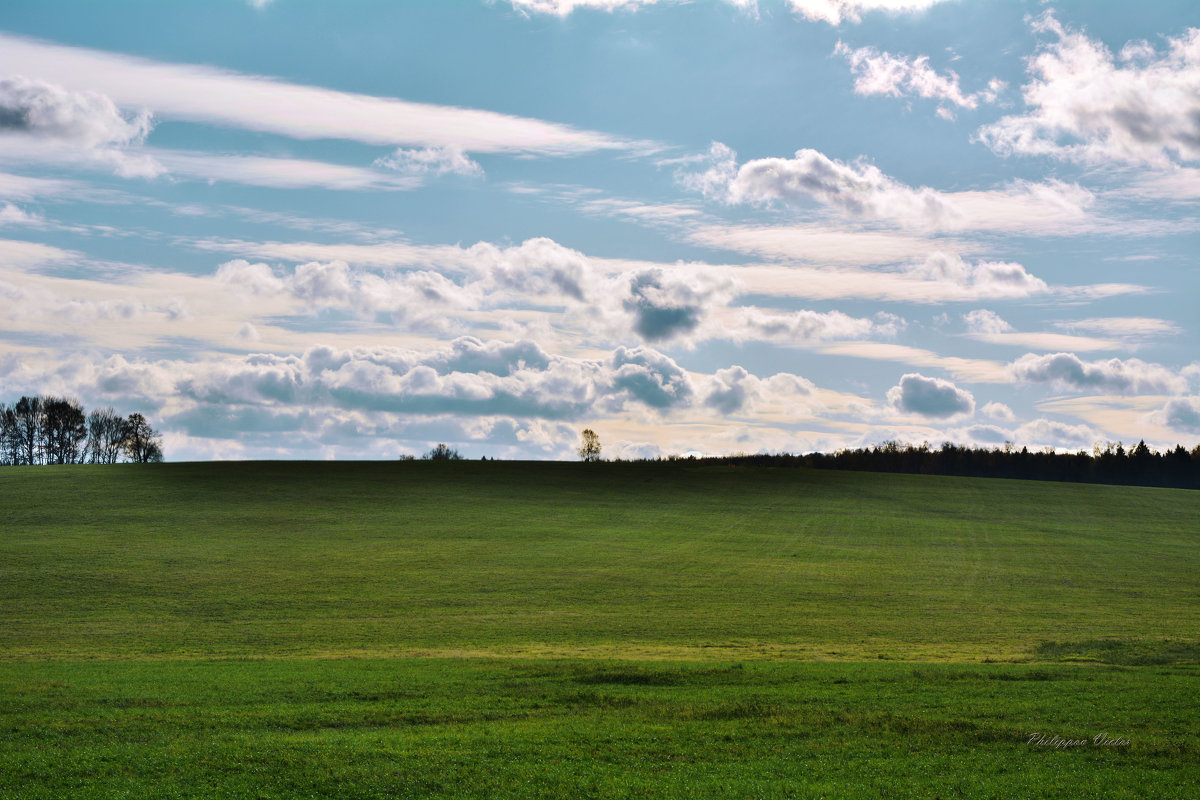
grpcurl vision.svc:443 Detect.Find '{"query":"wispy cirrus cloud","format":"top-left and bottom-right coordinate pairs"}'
top-left (0, 33), bottom-right (652, 157)
top-left (500, 0), bottom-right (944, 24)
top-left (154, 150), bottom-right (425, 191)
top-left (1054, 317), bottom-right (1182, 340)
top-left (963, 309), bottom-right (1119, 352)
top-left (0, 237), bottom-right (78, 269)
top-left (503, 0), bottom-right (758, 16)
top-left (0, 171), bottom-right (84, 201)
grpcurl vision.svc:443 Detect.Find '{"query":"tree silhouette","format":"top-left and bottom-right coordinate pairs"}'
top-left (422, 443), bottom-right (463, 460)
top-left (14, 395), bottom-right (42, 465)
top-left (87, 408), bottom-right (129, 464)
top-left (42, 397), bottom-right (87, 464)
top-left (123, 413), bottom-right (164, 463)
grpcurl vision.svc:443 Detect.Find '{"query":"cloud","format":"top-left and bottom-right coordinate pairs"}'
top-left (153, 150), bottom-right (423, 191)
top-left (788, 0), bottom-right (950, 25)
top-left (0, 76), bottom-right (162, 177)
top-left (476, 237), bottom-right (597, 302)
top-left (0, 75), bottom-right (150, 148)
top-left (962, 423), bottom-right (1011, 444)
top-left (210, 240), bottom-right (891, 350)
top-left (1011, 418), bottom-right (1099, 450)
top-left (835, 42), bottom-right (1003, 115)
top-left (887, 373), bottom-right (975, 418)
top-left (0, 274), bottom-right (177, 327)
top-left (903, 252), bottom-right (1049, 299)
top-left (169, 340), bottom-right (690, 421)
top-left (0, 171), bottom-right (83, 200)
top-left (428, 337), bottom-right (552, 376)
top-left (0, 33), bottom-right (650, 157)
top-left (978, 13), bottom-right (1200, 167)
top-left (0, 237), bottom-right (78, 269)
top-left (603, 346), bottom-right (693, 410)
top-left (506, 0), bottom-right (663, 14)
top-left (962, 309), bottom-right (1118, 352)
top-left (685, 142), bottom-right (956, 226)
top-left (1157, 397), bottom-right (1200, 434)
top-left (943, 180), bottom-right (1096, 234)
top-left (725, 306), bottom-right (877, 344)
top-left (504, 0), bottom-right (756, 16)
top-left (373, 146), bottom-right (484, 178)
top-left (945, 417), bottom-right (1102, 452)
top-left (0, 203), bottom-right (41, 227)
top-left (216, 258), bottom-right (477, 325)
top-left (622, 267), bottom-right (735, 342)
top-left (1008, 352), bottom-right (1187, 395)
top-left (703, 365), bottom-right (815, 415)
top-left (202, 232), bottom-right (1112, 312)
top-left (963, 309), bottom-right (1012, 335)
top-left (685, 221), bottom-right (952, 266)
top-left (1054, 317), bottom-right (1182, 339)
top-left (683, 144), bottom-right (1103, 235)
top-left (22, 337), bottom-right (703, 428)
top-left (980, 401), bottom-right (1015, 422)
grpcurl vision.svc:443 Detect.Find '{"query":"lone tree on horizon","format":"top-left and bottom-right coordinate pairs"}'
top-left (578, 429), bottom-right (601, 462)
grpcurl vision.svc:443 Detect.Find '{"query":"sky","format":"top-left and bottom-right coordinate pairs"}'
top-left (1, 0), bottom-right (1198, 460)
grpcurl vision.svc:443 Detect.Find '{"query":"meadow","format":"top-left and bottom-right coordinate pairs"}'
top-left (2, 461), bottom-right (1198, 797)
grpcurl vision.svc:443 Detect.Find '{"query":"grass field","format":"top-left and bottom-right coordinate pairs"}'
top-left (2, 461), bottom-right (1198, 797)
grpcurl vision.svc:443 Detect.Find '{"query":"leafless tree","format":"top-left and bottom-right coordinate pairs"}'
top-left (87, 407), bottom-right (130, 464)
top-left (41, 397), bottom-right (88, 464)
top-left (123, 413), bottom-right (164, 463)
top-left (14, 396), bottom-right (43, 465)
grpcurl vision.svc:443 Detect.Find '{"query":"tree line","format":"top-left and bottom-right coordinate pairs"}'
top-left (1, 395), bottom-right (163, 466)
top-left (649, 440), bottom-right (1200, 490)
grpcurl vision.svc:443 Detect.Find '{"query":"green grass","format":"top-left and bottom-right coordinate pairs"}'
top-left (2, 461), bottom-right (1198, 797)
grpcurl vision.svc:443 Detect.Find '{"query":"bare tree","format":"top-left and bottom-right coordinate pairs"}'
top-left (42, 397), bottom-right (88, 464)
top-left (87, 407), bottom-right (129, 464)
top-left (14, 396), bottom-right (43, 466)
top-left (0, 404), bottom-right (19, 466)
top-left (123, 413), bottom-right (164, 463)
top-left (578, 428), bottom-right (602, 462)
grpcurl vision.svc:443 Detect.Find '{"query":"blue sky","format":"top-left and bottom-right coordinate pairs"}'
top-left (1, 0), bottom-right (1198, 460)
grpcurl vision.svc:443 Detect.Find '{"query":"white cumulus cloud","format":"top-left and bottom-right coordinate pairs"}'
top-left (835, 42), bottom-right (1003, 115)
top-left (0, 75), bottom-right (162, 177)
top-left (684, 142), bottom-right (955, 227)
top-left (978, 13), bottom-right (1200, 167)
top-left (1008, 352), bottom-right (1188, 395)
top-left (788, 0), bottom-right (950, 25)
top-left (887, 372), bottom-right (975, 418)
